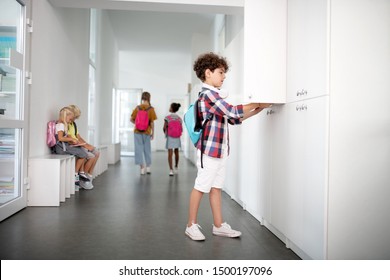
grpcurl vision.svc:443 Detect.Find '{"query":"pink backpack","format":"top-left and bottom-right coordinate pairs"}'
top-left (46, 120), bottom-right (57, 148)
top-left (135, 106), bottom-right (151, 131)
top-left (167, 115), bottom-right (182, 138)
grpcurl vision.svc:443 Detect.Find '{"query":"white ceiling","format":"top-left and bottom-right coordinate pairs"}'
top-left (49, 0), bottom-right (244, 14)
top-left (107, 10), bottom-right (215, 52)
top-left (49, 0), bottom-right (244, 53)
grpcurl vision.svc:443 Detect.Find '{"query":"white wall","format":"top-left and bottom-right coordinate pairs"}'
top-left (27, 1), bottom-right (218, 156)
top-left (29, 1), bottom-right (89, 157)
top-left (28, 3), bottom-right (118, 156)
top-left (118, 50), bottom-right (191, 151)
top-left (221, 15), bottom-right (245, 203)
top-left (97, 10), bottom-right (119, 146)
top-left (327, 0), bottom-right (390, 259)
top-left (186, 29), bottom-right (214, 163)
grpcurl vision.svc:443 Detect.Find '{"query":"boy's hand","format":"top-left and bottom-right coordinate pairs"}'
top-left (257, 103), bottom-right (273, 109)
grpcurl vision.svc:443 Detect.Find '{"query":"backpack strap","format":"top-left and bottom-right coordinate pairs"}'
top-left (197, 91), bottom-right (213, 169)
top-left (137, 105), bottom-right (152, 111)
top-left (73, 121), bottom-right (78, 136)
top-left (200, 114), bottom-right (213, 168)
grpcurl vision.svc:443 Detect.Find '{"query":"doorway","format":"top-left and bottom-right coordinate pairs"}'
top-left (113, 88), bottom-right (142, 156)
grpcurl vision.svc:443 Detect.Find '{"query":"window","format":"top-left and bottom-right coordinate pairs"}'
top-left (113, 88), bottom-right (142, 156)
top-left (88, 9), bottom-right (97, 145)
top-left (0, 0), bottom-right (28, 221)
top-left (0, 0), bottom-right (23, 120)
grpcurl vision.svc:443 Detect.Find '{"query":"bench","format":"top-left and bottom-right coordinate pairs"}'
top-left (106, 142), bottom-right (121, 164)
top-left (92, 145), bottom-right (108, 178)
top-left (27, 154), bottom-right (75, 206)
top-left (27, 145), bottom-right (109, 206)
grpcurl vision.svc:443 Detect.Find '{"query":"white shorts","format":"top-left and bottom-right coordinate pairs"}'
top-left (194, 150), bottom-right (227, 193)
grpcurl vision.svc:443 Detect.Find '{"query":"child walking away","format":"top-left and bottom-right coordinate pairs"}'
top-left (185, 52), bottom-right (272, 241)
top-left (54, 107), bottom-right (93, 190)
top-left (130, 91), bottom-right (157, 175)
top-left (163, 103), bottom-right (183, 176)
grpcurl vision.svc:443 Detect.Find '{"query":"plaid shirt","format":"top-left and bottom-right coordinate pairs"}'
top-left (196, 85), bottom-right (244, 158)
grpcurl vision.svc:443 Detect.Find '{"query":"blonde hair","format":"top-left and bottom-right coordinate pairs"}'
top-left (58, 107), bottom-right (74, 132)
top-left (68, 104), bottom-right (81, 119)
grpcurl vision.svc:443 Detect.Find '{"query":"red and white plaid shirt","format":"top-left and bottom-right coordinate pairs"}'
top-left (196, 84), bottom-right (244, 158)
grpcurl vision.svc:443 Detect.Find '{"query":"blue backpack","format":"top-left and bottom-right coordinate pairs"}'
top-left (183, 100), bottom-right (202, 145)
top-left (183, 94), bottom-right (213, 168)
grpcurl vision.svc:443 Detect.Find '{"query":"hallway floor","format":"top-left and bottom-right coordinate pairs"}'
top-left (0, 152), bottom-right (299, 260)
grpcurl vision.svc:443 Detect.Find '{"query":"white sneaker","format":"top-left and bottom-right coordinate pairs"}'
top-left (79, 180), bottom-right (94, 190)
top-left (212, 222), bottom-right (241, 238)
top-left (185, 223), bottom-right (206, 241)
top-left (140, 167), bottom-right (146, 175)
top-left (78, 172), bottom-right (90, 182)
top-left (146, 166), bottom-right (151, 174)
top-left (169, 170), bottom-right (174, 176)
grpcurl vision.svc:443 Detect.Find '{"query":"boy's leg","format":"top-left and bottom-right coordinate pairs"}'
top-left (210, 187), bottom-right (242, 238)
top-left (88, 150), bottom-right (100, 175)
top-left (84, 157), bottom-right (94, 174)
top-left (187, 188), bottom-right (204, 226)
top-left (185, 188), bottom-right (206, 240)
top-left (82, 149), bottom-right (96, 176)
top-left (75, 158), bottom-right (85, 173)
top-left (209, 188), bottom-right (223, 228)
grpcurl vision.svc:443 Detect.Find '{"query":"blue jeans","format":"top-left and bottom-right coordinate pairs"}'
top-left (134, 133), bottom-right (151, 166)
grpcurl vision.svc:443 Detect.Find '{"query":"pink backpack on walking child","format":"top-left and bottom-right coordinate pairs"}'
top-left (166, 115), bottom-right (182, 138)
top-left (135, 106), bottom-right (151, 131)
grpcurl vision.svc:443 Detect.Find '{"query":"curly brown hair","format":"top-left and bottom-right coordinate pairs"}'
top-left (193, 52), bottom-right (229, 82)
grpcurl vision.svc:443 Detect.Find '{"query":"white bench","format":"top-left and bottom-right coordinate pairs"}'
top-left (27, 154), bottom-right (75, 206)
top-left (106, 142), bottom-right (121, 164)
top-left (92, 145), bottom-right (108, 178)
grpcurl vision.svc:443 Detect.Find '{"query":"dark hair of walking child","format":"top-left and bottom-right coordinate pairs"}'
top-left (163, 102), bottom-right (182, 176)
top-left (185, 52), bottom-right (272, 241)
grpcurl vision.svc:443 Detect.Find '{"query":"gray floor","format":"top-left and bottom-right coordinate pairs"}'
top-left (0, 152), bottom-right (299, 260)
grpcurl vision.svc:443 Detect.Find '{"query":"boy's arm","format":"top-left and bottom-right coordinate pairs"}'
top-left (241, 103), bottom-right (272, 121)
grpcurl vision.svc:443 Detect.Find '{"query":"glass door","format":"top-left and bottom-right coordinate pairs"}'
top-left (0, 0), bottom-right (30, 221)
top-left (113, 88), bottom-right (142, 156)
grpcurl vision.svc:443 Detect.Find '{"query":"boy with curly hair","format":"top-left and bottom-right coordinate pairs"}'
top-left (185, 52), bottom-right (272, 241)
